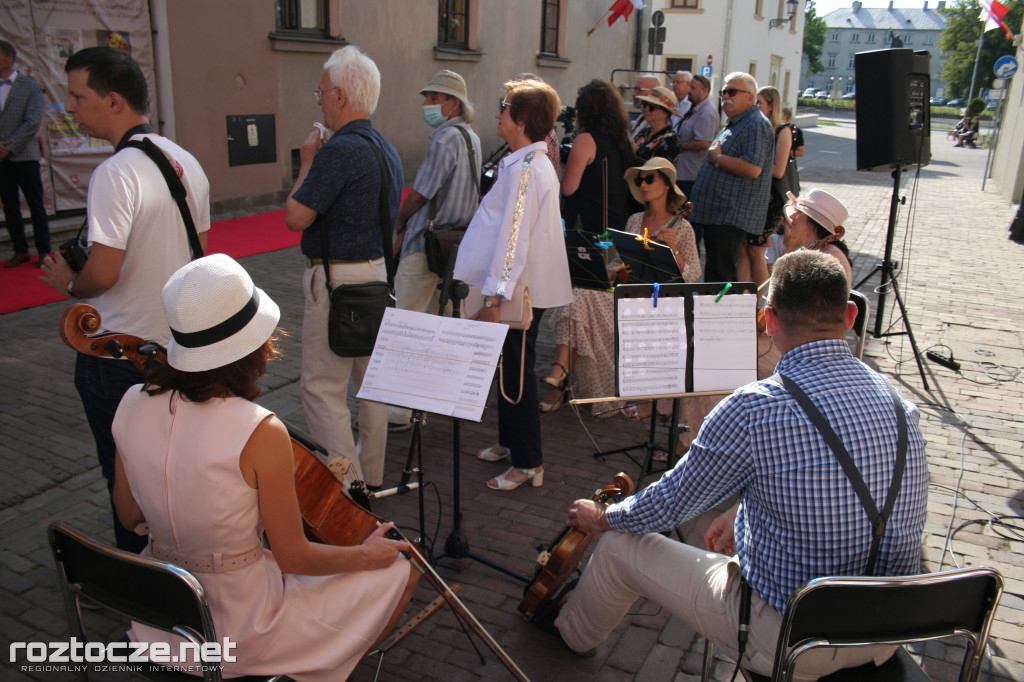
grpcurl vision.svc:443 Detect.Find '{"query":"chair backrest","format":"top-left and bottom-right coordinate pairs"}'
top-left (47, 521), bottom-right (222, 681)
top-left (849, 289), bottom-right (869, 360)
top-left (774, 567), bottom-right (1003, 682)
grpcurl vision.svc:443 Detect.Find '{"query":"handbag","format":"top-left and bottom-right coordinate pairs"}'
top-left (321, 132), bottom-right (396, 358)
top-left (464, 284), bottom-right (533, 330)
top-left (424, 125), bottom-right (480, 278)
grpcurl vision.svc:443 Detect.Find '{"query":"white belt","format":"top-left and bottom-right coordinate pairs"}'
top-left (150, 542), bottom-right (262, 574)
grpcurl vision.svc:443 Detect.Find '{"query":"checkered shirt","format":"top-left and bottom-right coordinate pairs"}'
top-left (689, 104), bottom-right (774, 234)
top-left (605, 339), bottom-right (929, 613)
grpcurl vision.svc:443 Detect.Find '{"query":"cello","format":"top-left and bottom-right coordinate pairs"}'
top-left (58, 303), bottom-right (530, 680)
top-left (518, 472), bottom-right (634, 618)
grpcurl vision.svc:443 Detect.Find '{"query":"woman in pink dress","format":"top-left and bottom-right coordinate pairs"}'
top-left (112, 254), bottom-right (418, 681)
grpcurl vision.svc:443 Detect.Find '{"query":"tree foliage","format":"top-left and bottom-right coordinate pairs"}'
top-left (939, 0), bottom-right (1023, 99)
top-left (803, 0), bottom-right (828, 74)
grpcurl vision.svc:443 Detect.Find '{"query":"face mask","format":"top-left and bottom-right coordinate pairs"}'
top-left (422, 104), bottom-right (446, 127)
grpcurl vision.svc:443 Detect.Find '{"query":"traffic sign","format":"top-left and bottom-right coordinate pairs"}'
top-left (707, 54), bottom-right (713, 66)
top-left (701, 65), bottom-right (712, 77)
top-left (652, 10), bottom-right (665, 26)
top-left (994, 55), bottom-right (1018, 79)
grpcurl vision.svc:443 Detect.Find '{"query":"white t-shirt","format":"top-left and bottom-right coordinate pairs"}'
top-left (86, 133), bottom-right (210, 345)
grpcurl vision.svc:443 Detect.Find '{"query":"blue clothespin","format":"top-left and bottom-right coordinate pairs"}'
top-left (652, 282), bottom-right (660, 308)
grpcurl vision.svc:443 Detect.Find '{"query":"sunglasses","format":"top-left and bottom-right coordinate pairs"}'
top-left (720, 87), bottom-right (752, 98)
top-left (499, 98), bottom-right (515, 113)
top-left (640, 102), bottom-right (662, 112)
top-left (633, 173), bottom-right (660, 188)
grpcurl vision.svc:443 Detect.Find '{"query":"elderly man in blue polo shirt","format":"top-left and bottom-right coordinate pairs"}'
top-left (689, 72), bottom-right (774, 283)
top-left (285, 46), bottom-right (403, 490)
top-left (546, 250), bottom-right (928, 680)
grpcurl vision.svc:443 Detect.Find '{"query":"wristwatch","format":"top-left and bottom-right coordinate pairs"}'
top-left (483, 298), bottom-right (500, 308)
top-left (67, 278), bottom-right (79, 298)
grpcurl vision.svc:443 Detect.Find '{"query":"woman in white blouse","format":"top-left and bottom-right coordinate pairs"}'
top-left (453, 78), bottom-right (573, 491)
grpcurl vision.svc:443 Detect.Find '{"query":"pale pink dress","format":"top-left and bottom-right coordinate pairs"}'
top-left (112, 388), bottom-right (409, 681)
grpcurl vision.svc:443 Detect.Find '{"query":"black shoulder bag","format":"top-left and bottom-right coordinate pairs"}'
top-left (319, 132), bottom-right (396, 358)
top-left (424, 125), bottom-right (480, 278)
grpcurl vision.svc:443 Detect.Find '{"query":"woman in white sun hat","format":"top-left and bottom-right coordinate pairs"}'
top-left (111, 254), bottom-right (417, 680)
top-left (782, 188), bottom-right (852, 283)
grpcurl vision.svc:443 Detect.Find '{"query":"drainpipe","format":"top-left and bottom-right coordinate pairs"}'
top-left (149, 0), bottom-right (176, 140)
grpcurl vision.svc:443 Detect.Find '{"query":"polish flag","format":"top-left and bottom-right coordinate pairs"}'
top-left (979, 0), bottom-right (1013, 40)
top-left (608, 0), bottom-right (645, 27)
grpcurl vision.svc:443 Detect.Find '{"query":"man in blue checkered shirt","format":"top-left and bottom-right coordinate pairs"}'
top-left (550, 251), bottom-right (928, 679)
top-left (689, 72), bottom-right (774, 283)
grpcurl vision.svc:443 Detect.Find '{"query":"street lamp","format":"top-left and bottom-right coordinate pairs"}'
top-left (770, 0), bottom-right (799, 29)
top-left (831, 77), bottom-right (844, 117)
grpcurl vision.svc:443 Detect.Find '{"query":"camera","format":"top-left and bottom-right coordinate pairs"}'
top-left (556, 106), bottom-right (576, 138)
top-left (60, 236), bottom-right (89, 272)
top-left (60, 220), bottom-right (90, 272)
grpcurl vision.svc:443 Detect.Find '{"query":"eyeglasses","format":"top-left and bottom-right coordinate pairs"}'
top-left (640, 102), bottom-right (659, 112)
top-left (314, 87), bottom-right (339, 104)
top-left (720, 87), bottom-right (752, 98)
top-left (499, 99), bottom-right (515, 113)
top-left (633, 173), bottom-right (659, 188)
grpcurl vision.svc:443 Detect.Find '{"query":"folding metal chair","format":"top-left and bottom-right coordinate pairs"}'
top-left (47, 521), bottom-right (281, 682)
top-left (702, 566), bottom-right (1003, 682)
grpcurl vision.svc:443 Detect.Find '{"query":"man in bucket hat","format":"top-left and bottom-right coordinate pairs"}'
top-left (387, 70), bottom-right (481, 430)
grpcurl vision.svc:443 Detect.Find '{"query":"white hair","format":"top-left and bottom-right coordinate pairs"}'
top-left (323, 45), bottom-right (380, 114)
top-left (724, 72), bottom-right (757, 93)
top-left (675, 71), bottom-right (693, 79)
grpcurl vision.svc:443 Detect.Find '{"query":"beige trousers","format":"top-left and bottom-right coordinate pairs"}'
top-left (300, 260), bottom-right (387, 486)
top-left (556, 532), bottom-right (894, 680)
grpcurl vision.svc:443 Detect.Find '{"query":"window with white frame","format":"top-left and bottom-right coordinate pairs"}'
top-left (275, 0), bottom-right (329, 36)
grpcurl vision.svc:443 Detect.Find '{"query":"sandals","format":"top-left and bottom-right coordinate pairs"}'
top-left (542, 362), bottom-right (568, 390)
top-left (476, 445), bottom-right (510, 462)
top-left (540, 388), bottom-right (565, 413)
top-left (487, 466), bottom-right (544, 490)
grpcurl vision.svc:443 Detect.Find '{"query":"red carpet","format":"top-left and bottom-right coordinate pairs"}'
top-left (1, 209), bottom-right (298, 314)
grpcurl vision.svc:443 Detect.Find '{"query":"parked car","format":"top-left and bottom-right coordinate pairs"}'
top-left (946, 98), bottom-right (965, 108)
top-left (802, 87), bottom-right (818, 98)
top-left (814, 90), bottom-right (830, 98)
top-left (930, 96), bottom-right (948, 106)
top-left (842, 91), bottom-right (856, 100)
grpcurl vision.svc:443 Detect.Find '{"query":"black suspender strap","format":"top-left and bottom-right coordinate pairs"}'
top-left (768, 373), bottom-right (909, 576)
top-left (318, 131), bottom-right (396, 294)
top-left (122, 138), bottom-right (204, 260)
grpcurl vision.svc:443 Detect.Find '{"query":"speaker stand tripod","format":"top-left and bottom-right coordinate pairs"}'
top-left (854, 167), bottom-right (929, 390)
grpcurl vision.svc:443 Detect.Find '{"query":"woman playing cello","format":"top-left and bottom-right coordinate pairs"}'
top-left (112, 254), bottom-right (418, 680)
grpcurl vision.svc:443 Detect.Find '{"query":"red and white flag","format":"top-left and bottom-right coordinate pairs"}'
top-left (608, 0), bottom-right (645, 27)
top-left (979, 0), bottom-right (1013, 40)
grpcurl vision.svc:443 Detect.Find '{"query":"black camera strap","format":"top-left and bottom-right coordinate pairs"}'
top-left (122, 137), bottom-right (204, 260)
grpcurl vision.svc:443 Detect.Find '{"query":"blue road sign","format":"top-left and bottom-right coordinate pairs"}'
top-left (701, 65), bottom-right (712, 77)
top-left (994, 55), bottom-right (1018, 79)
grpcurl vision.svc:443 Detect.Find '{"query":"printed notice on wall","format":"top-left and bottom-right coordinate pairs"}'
top-left (358, 308), bottom-right (507, 422)
top-left (616, 296), bottom-right (688, 397)
top-left (692, 293), bottom-right (757, 391)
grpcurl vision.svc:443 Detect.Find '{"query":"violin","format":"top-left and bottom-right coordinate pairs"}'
top-left (293, 441), bottom-right (530, 681)
top-left (518, 472), bottom-right (634, 618)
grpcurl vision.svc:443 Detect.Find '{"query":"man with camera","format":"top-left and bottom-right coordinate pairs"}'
top-left (40, 47), bottom-right (210, 552)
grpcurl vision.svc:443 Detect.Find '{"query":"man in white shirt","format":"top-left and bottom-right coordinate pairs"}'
top-left (671, 70), bottom-right (692, 121)
top-left (41, 47), bottom-right (210, 552)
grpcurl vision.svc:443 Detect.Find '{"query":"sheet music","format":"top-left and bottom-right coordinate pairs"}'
top-left (616, 296), bottom-right (688, 397)
top-left (692, 293), bottom-right (757, 391)
top-left (358, 308), bottom-right (507, 422)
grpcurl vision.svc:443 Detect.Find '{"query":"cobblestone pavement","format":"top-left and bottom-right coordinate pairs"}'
top-left (2, 123), bottom-right (1021, 682)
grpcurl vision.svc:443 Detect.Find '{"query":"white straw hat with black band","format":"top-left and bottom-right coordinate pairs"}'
top-left (162, 254), bottom-right (281, 372)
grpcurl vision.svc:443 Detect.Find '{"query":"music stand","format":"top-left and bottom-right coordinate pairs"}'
top-left (607, 228), bottom-right (684, 285)
top-left (430, 262), bottom-right (531, 584)
top-left (564, 229), bottom-right (616, 291)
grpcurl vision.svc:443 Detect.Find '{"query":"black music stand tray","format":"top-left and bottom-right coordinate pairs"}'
top-left (607, 228), bottom-right (683, 285)
top-left (565, 229), bottom-right (617, 291)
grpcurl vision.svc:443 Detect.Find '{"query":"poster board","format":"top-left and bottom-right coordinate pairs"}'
top-left (357, 308), bottom-right (507, 422)
top-left (614, 282), bottom-right (758, 398)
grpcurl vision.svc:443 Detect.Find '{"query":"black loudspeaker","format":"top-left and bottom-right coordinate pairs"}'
top-left (855, 49), bottom-right (931, 171)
